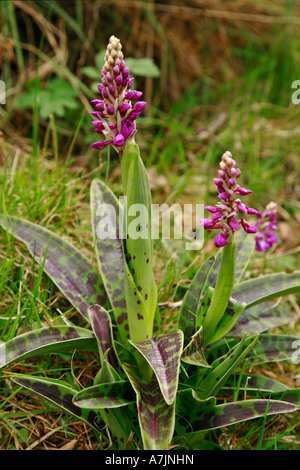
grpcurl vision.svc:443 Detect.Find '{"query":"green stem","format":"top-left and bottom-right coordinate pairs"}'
top-left (203, 242), bottom-right (237, 343)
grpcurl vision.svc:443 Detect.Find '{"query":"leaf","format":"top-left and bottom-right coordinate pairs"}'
top-left (0, 326), bottom-right (97, 367)
top-left (130, 329), bottom-right (184, 406)
top-left (125, 58), bottom-right (160, 77)
top-left (206, 334), bottom-right (300, 367)
top-left (245, 334), bottom-right (300, 367)
top-left (73, 381), bottom-right (135, 409)
top-left (115, 342), bottom-right (176, 450)
top-left (202, 243), bottom-right (237, 343)
top-left (222, 376), bottom-right (300, 409)
top-left (230, 301), bottom-right (294, 336)
top-left (266, 389), bottom-right (300, 409)
top-left (177, 256), bottom-right (215, 346)
top-left (121, 139), bottom-right (157, 342)
top-left (197, 335), bottom-right (259, 400)
top-left (13, 77), bottom-right (78, 119)
top-left (0, 215), bottom-right (109, 320)
top-left (175, 390), bottom-right (297, 434)
top-left (223, 373), bottom-right (290, 393)
top-left (91, 353), bottom-right (137, 450)
top-left (121, 362), bottom-right (175, 450)
top-left (181, 326), bottom-right (210, 367)
top-left (88, 305), bottom-right (119, 372)
top-left (11, 374), bottom-right (103, 431)
top-left (207, 295), bottom-right (246, 345)
top-left (90, 179), bottom-right (129, 343)
top-left (232, 271), bottom-right (300, 308)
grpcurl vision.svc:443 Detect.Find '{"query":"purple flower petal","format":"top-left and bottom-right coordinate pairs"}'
top-left (89, 140), bottom-right (112, 150)
top-left (126, 90), bottom-right (143, 101)
top-left (235, 187), bottom-right (252, 196)
top-left (241, 217), bottom-right (258, 233)
top-left (214, 233), bottom-right (228, 248)
top-left (218, 192), bottom-right (229, 200)
top-left (113, 134), bottom-right (125, 147)
top-left (229, 218), bottom-right (239, 231)
top-left (204, 206), bottom-right (219, 213)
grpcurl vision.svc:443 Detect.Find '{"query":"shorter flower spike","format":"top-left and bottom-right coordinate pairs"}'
top-left (89, 36), bottom-right (147, 154)
top-left (255, 201), bottom-right (278, 252)
top-left (200, 151), bottom-right (259, 248)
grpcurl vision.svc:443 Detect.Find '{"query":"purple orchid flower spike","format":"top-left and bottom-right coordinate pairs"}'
top-left (255, 201), bottom-right (278, 252)
top-left (201, 151), bottom-right (260, 248)
top-left (89, 35), bottom-right (147, 155)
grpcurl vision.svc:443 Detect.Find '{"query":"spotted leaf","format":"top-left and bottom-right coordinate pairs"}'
top-left (130, 329), bottom-right (184, 406)
top-left (73, 380), bottom-right (135, 409)
top-left (175, 389), bottom-right (297, 435)
top-left (11, 374), bottom-right (103, 431)
top-left (207, 334), bottom-right (300, 367)
top-left (0, 326), bottom-right (97, 368)
top-left (0, 215), bottom-right (108, 320)
top-left (121, 139), bottom-right (157, 343)
top-left (232, 271), bottom-right (300, 307)
top-left (181, 326), bottom-right (210, 367)
top-left (230, 301), bottom-right (294, 336)
top-left (90, 179), bottom-right (128, 343)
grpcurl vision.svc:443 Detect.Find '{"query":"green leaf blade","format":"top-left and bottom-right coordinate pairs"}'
top-left (0, 215), bottom-right (109, 320)
top-left (0, 326), bottom-right (97, 367)
top-left (90, 179), bottom-right (129, 343)
top-left (130, 329), bottom-right (184, 406)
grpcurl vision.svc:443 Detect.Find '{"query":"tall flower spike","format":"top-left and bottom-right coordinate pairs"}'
top-left (201, 151), bottom-right (260, 248)
top-left (255, 201), bottom-right (278, 252)
top-left (89, 36), bottom-right (147, 154)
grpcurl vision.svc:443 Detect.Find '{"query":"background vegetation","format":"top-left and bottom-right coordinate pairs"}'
top-left (0, 0), bottom-right (299, 450)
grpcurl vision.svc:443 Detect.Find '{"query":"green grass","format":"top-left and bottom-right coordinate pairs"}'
top-left (0, 0), bottom-right (299, 450)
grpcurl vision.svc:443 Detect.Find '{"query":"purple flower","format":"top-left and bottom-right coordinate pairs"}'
top-left (255, 201), bottom-right (278, 252)
top-left (89, 36), bottom-right (146, 153)
top-left (201, 151), bottom-right (259, 247)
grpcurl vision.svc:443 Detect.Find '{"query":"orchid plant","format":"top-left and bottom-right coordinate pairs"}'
top-left (0, 36), bottom-right (299, 451)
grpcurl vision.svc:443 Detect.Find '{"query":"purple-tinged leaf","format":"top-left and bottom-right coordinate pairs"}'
top-left (90, 179), bottom-right (129, 344)
top-left (122, 362), bottom-right (175, 450)
top-left (115, 342), bottom-right (176, 450)
top-left (0, 215), bottom-right (109, 320)
top-left (206, 334), bottom-right (300, 367)
top-left (232, 271), bottom-right (300, 307)
top-left (73, 381), bottom-right (135, 409)
top-left (245, 334), bottom-right (300, 367)
top-left (266, 389), bottom-right (300, 409)
top-left (230, 301), bottom-right (293, 336)
top-left (130, 329), bottom-right (184, 405)
top-left (88, 304), bottom-right (119, 371)
top-left (11, 374), bottom-right (103, 431)
top-left (181, 326), bottom-right (210, 367)
top-left (175, 390), bottom-right (297, 434)
top-left (0, 326), bottom-right (97, 368)
top-left (223, 373), bottom-right (290, 393)
top-left (177, 257), bottom-right (215, 346)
